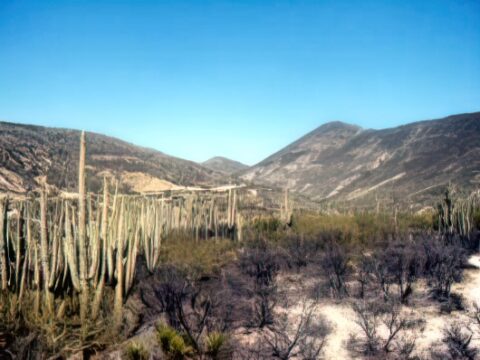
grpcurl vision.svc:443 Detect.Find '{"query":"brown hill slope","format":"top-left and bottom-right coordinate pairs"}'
top-left (0, 121), bottom-right (223, 193)
top-left (241, 112), bottom-right (480, 204)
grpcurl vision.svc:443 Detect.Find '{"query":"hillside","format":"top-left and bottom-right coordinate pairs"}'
top-left (0, 121), bottom-right (223, 193)
top-left (241, 112), bottom-right (480, 205)
top-left (202, 156), bottom-right (249, 175)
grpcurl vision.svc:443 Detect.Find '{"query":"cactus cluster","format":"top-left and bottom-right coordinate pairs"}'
top-left (437, 187), bottom-right (480, 238)
top-left (1, 132), bottom-right (287, 339)
top-left (0, 132), bottom-right (299, 347)
top-left (0, 132), bottom-right (138, 336)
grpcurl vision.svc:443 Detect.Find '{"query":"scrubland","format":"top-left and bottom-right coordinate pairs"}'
top-left (73, 208), bottom-right (480, 359)
top-left (1, 133), bottom-right (479, 359)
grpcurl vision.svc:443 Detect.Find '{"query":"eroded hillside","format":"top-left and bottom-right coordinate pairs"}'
top-left (242, 112), bottom-right (480, 205)
top-left (0, 121), bottom-right (223, 193)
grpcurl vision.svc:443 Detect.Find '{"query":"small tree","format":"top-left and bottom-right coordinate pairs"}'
top-left (264, 300), bottom-right (330, 360)
top-left (240, 247), bottom-right (282, 287)
top-left (373, 242), bottom-right (423, 304)
top-left (153, 266), bottom-right (231, 356)
top-left (320, 242), bottom-right (351, 298)
top-left (252, 285), bottom-right (277, 329)
top-left (241, 247), bottom-right (282, 329)
top-left (355, 253), bottom-right (375, 299)
top-left (437, 325), bottom-right (478, 360)
top-left (349, 300), bottom-right (415, 357)
top-left (425, 242), bottom-right (465, 300)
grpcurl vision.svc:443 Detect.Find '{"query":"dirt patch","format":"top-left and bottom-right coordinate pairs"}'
top-left (319, 303), bottom-right (356, 359)
top-left (121, 171), bottom-right (181, 193)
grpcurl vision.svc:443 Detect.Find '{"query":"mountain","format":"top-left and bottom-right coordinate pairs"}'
top-left (241, 112), bottom-right (480, 205)
top-left (202, 156), bottom-right (249, 175)
top-left (0, 121), bottom-right (223, 194)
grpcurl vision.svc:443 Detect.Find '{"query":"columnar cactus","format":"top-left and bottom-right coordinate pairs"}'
top-left (92, 178), bottom-right (109, 320)
top-left (0, 130), bottom-right (274, 342)
top-left (0, 198), bottom-right (8, 290)
top-left (114, 198), bottom-right (125, 327)
top-left (77, 130), bottom-right (90, 333)
top-left (40, 187), bottom-right (54, 314)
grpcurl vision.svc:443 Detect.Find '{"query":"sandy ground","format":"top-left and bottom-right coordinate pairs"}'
top-left (458, 254), bottom-right (480, 305)
top-left (318, 303), bottom-right (357, 359)
top-left (317, 254), bottom-right (480, 359)
top-left (270, 254), bottom-right (480, 359)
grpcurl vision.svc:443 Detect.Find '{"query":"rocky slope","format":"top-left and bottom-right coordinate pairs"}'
top-left (241, 112), bottom-right (480, 205)
top-left (202, 156), bottom-right (249, 175)
top-left (0, 121), bottom-right (223, 193)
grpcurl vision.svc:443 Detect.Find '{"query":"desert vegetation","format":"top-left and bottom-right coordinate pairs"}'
top-left (0, 133), bottom-right (479, 359)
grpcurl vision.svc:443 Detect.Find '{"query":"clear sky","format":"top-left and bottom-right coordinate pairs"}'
top-left (1, 0), bottom-right (479, 165)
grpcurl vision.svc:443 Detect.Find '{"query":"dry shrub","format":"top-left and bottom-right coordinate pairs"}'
top-left (125, 341), bottom-right (150, 360)
top-left (431, 325), bottom-right (478, 360)
top-left (262, 299), bottom-right (330, 360)
top-left (349, 300), bottom-right (417, 358)
top-left (320, 241), bottom-right (352, 298)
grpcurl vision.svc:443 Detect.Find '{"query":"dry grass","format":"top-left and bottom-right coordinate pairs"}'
top-left (159, 233), bottom-right (238, 278)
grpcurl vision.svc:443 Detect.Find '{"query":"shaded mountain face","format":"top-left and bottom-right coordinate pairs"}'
top-left (202, 156), bottom-right (249, 175)
top-left (0, 122), bottom-right (223, 193)
top-left (241, 113), bottom-right (480, 205)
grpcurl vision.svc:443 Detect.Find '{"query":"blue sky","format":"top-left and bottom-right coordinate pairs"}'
top-left (1, 0), bottom-right (479, 165)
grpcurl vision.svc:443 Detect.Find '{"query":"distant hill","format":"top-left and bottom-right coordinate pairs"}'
top-left (202, 156), bottom-right (249, 175)
top-left (2, 112), bottom-right (479, 204)
top-left (0, 121), bottom-right (223, 193)
top-left (241, 112), bottom-right (480, 205)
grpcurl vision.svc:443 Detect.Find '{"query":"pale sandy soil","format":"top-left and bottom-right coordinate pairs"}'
top-left (121, 171), bottom-right (182, 192)
top-left (268, 254), bottom-right (480, 359)
top-left (120, 171), bottom-right (245, 193)
top-left (320, 254), bottom-right (480, 360)
top-left (458, 255), bottom-right (480, 304)
top-left (318, 303), bottom-right (356, 359)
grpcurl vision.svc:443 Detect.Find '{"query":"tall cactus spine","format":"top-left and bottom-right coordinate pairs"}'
top-left (114, 197), bottom-right (125, 328)
top-left (78, 130), bottom-right (89, 335)
top-left (64, 203), bottom-right (81, 292)
top-left (92, 178), bottom-right (109, 319)
top-left (18, 203), bottom-right (30, 311)
top-left (40, 187), bottom-right (54, 315)
top-left (0, 198), bottom-right (8, 290)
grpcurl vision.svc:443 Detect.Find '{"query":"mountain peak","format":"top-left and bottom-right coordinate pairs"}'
top-left (204, 156), bottom-right (233, 162)
top-left (202, 156), bottom-right (249, 175)
top-left (241, 112), bottom-right (480, 205)
top-left (315, 121), bottom-right (362, 133)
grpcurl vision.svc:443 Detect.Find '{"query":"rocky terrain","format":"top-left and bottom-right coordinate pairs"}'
top-left (241, 112), bottom-right (480, 205)
top-left (202, 156), bottom-right (249, 175)
top-left (0, 121), bottom-right (223, 193)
